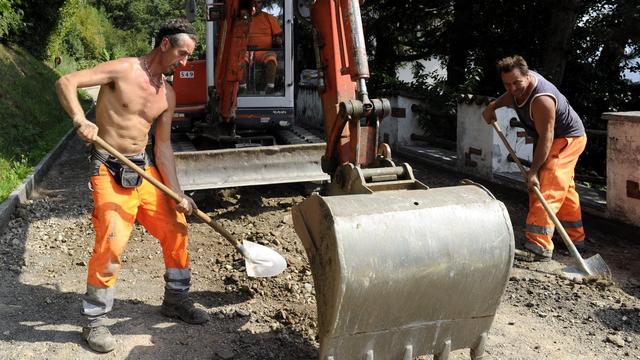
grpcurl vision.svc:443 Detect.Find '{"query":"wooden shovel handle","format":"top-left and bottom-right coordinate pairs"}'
top-left (92, 136), bottom-right (244, 254)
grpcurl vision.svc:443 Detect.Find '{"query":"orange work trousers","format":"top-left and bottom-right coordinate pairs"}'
top-left (83, 163), bottom-right (190, 316)
top-left (525, 136), bottom-right (587, 255)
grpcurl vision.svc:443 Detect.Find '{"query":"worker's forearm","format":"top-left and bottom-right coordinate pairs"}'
top-left (154, 143), bottom-right (182, 194)
top-left (488, 92), bottom-right (514, 111)
top-left (55, 77), bottom-right (87, 126)
top-left (530, 137), bottom-right (553, 175)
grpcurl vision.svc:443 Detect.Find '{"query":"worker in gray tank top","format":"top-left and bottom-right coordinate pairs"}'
top-left (481, 55), bottom-right (588, 262)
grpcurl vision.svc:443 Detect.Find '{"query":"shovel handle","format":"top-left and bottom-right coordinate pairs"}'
top-left (490, 122), bottom-right (593, 275)
top-left (92, 136), bottom-right (246, 256)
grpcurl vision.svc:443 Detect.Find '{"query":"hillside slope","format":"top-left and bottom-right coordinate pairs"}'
top-left (0, 43), bottom-right (89, 202)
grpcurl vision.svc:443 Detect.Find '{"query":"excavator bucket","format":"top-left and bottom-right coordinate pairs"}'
top-left (292, 184), bottom-right (514, 360)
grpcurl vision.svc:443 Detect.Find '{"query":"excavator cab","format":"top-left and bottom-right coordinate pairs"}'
top-left (237, 0), bottom-right (285, 97)
top-left (234, 0), bottom-right (294, 129)
top-left (170, 0), bottom-right (328, 190)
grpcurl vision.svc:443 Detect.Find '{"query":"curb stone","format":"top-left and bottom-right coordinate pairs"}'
top-left (0, 100), bottom-right (96, 234)
top-left (0, 128), bottom-right (77, 233)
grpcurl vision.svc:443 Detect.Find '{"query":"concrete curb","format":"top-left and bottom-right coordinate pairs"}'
top-left (0, 128), bottom-right (76, 233)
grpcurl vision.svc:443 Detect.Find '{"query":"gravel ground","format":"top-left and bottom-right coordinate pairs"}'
top-left (0, 135), bottom-right (638, 360)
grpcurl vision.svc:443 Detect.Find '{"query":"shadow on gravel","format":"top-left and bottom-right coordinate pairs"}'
top-left (117, 291), bottom-right (317, 359)
top-left (594, 307), bottom-right (640, 334)
top-left (0, 267), bottom-right (316, 359)
top-left (0, 272), bottom-right (84, 345)
top-left (191, 289), bottom-right (252, 308)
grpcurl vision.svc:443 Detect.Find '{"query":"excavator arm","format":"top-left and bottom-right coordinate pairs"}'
top-left (292, 2), bottom-right (516, 359)
top-left (302, 0), bottom-right (427, 194)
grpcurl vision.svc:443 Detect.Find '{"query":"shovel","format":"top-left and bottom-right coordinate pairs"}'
top-left (490, 121), bottom-right (611, 280)
top-left (93, 136), bottom-right (287, 278)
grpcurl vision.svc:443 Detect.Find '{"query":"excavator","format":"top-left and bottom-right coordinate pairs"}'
top-left (172, 1), bottom-right (515, 359)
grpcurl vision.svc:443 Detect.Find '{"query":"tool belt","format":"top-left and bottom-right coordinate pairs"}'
top-left (90, 147), bottom-right (150, 188)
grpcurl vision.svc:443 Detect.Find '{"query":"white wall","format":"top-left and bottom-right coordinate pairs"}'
top-left (378, 95), bottom-right (424, 149)
top-left (605, 112), bottom-right (640, 227)
top-left (456, 101), bottom-right (533, 180)
top-left (492, 107), bottom-right (534, 174)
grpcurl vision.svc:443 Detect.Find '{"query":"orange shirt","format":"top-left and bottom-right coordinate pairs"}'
top-left (248, 12), bottom-right (282, 49)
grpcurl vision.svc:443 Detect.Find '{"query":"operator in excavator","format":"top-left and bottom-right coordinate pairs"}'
top-left (239, 0), bottom-right (283, 95)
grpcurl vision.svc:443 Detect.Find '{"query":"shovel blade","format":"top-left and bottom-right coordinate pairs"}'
top-left (562, 253), bottom-right (612, 282)
top-left (242, 240), bottom-right (287, 278)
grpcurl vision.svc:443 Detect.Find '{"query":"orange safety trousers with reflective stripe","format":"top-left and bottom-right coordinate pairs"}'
top-left (87, 164), bottom-right (189, 289)
top-left (525, 136), bottom-right (587, 252)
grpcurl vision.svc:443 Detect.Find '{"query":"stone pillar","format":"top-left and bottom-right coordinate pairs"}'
top-left (378, 91), bottom-right (424, 150)
top-left (602, 111), bottom-right (640, 227)
top-left (456, 95), bottom-right (533, 180)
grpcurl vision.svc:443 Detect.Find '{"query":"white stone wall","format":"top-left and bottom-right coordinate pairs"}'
top-left (604, 112), bottom-right (640, 227)
top-left (456, 102), bottom-right (494, 179)
top-left (378, 95), bottom-right (423, 149)
top-left (456, 101), bottom-right (533, 180)
top-left (492, 108), bottom-right (534, 174)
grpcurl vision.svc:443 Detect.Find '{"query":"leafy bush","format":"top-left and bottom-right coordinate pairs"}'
top-left (44, 0), bottom-right (152, 70)
top-left (0, 0), bottom-right (23, 40)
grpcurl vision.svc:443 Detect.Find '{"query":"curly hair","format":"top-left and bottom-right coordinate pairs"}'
top-left (154, 18), bottom-right (197, 48)
top-left (496, 55), bottom-right (529, 75)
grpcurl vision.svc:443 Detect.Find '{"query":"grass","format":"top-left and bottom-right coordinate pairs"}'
top-left (0, 43), bottom-right (92, 202)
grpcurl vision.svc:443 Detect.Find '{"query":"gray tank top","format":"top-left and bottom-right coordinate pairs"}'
top-left (513, 71), bottom-right (585, 139)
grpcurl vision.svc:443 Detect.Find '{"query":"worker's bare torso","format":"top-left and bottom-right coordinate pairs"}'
top-left (95, 58), bottom-right (169, 156)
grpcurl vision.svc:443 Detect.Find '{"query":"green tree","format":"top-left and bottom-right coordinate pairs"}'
top-left (361, 0), bottom-right (639, 176)
top-left (0, 0), bottom-right (23, 40)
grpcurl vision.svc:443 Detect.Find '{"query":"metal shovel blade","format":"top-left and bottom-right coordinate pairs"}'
top-left (562, 253), bottom-right (612, 282)
top-left (241, 240), bottom-right (287, 278)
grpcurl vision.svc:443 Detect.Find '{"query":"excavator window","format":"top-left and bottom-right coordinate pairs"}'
top-left (239, 0), bottom-right (285, 97)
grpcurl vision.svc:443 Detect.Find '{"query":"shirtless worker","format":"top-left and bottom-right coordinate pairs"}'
top-left (482, 55), bottom-right (587, 262)
top-left (55, 19), bottom-right (209, 353)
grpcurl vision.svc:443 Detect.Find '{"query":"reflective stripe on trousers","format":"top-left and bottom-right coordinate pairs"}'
top-left (82, 164), bottom-right (190, 317)
top-left (525, 136), bottom-right (586, 253)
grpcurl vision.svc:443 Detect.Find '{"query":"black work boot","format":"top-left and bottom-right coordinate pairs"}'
top-left (161, 289), bottom-right (209, 324)
top-left (82, 316), bottom-right (116, 353)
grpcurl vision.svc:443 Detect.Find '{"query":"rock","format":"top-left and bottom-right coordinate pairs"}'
top-left (235, 309), bottom-right (250, 317)
top-left (216, 348), bottom-right (235, 359)
top-left (303, 283), bottom-right (313, 293)
top-left (606, 334), bottom-right (625, 347)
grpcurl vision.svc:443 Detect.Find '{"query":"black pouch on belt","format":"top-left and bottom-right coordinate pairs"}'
top-left (104, 156), bottom-right (146, 188)
top-left (90, 148), bottom-right (149, 188)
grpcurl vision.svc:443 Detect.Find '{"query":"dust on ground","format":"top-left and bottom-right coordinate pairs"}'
top-left (0, 136), bottom-right (638, 359)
